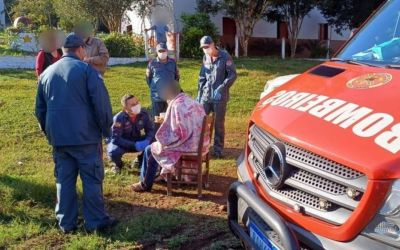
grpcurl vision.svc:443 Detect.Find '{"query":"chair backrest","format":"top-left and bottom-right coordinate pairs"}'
top-left (197, 114), bottom-right (214, 156)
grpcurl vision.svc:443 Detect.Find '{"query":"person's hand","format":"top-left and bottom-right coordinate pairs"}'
top-left (83, 57), bottom-right (91, 63)
top-left (135, 139), bottom-right (150, 151)
top-left (213, 85), bottom-right (224, 101)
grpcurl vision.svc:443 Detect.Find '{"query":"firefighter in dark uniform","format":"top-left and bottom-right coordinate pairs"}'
top-left (35, 33), bottom-right (117, 233)
top-left (107, 94), bottom-right (155, 174)
top-left (146, 43), bottom-right (180, 117)
top-left (197, 36), bottom-right (237, 158)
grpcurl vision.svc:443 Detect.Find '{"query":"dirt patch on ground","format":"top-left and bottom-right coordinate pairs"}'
top-left (103, 148), bottom-right (243, 249)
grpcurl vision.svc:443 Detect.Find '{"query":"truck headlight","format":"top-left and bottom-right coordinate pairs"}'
top-left (362, 180), bottom-right (400, 247)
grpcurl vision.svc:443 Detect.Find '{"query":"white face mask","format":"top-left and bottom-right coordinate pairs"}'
top-left (158, 52), bottom-right (168, 60)
top-left (130, 103), bottom-right (141, 115)
top-left (203, 47), bottom-right (212, 55)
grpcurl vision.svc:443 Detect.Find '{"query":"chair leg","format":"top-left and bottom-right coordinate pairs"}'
top-left (204, 156), bottom-right (210, 189)
top-left (177, 159), bottom-right (182, 188)
top-left (167, 173), bottom-right (172, 196)
top-left (197, 161), bottom-right (203, 198)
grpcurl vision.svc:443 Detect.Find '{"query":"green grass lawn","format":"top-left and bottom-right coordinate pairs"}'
top-left (0, 58), bottom-right (318, 249)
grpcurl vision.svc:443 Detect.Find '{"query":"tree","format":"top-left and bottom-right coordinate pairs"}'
top-left (196, 0), bottom-right (221, 16)
top-left (86, 0), bottom-right (134, 32)
top-left (220, 0), bottom-right (270, 57)
top-left (318, 0), bottom-right (385, 33)
top-left (267, 0), bottom-right (318, 58)
top-left (10, 0), bottom-right (57, 27)
top-left (53, 0), bottom-right (97, 31)
top-left (131, 0), bottom-right (153, 32)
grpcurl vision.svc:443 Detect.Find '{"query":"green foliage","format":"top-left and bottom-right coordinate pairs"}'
top-left (85, 0), bottom-right (134, 32)
top-left (10, 0), bottom-right (58, 28)
top-left (305, 40), bottom-right (330, 58)
top-left (103, 32), bottom-right (145, 57)
top-left (318, 0), bottom-right (386, 33)
top-left (53, 0), bottom-right (97, 32)
top-left (180, 13), bottom-right (219, 58)
top-left (196, 0), bottom-right (221, 15)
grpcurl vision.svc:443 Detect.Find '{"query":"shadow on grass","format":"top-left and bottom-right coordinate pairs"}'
top-left (221, 147), bottom-right (243, 160)
top-left (101, 200), bottom-right (243, 250)
top-left (0, 175), bottom-right (242, 249)
top-left (0, 69), bottom-right (36, 81)
top-left (0, 175), bottom-right (55, 210)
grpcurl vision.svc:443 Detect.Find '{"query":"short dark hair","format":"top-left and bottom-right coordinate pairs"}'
top-left (62, 46), bottom-right (81, 54)
top-left (121, 94), bottom-right (135, 106)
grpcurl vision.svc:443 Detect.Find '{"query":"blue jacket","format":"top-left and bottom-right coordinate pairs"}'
top-left (146, 57), bottom-right (180, 102)
top-left (198, 49), bottom-right (237, 103)
top-left (109, 110), bottom-right (155, 150)
top-left (35, 54), bottom-right (113, 146)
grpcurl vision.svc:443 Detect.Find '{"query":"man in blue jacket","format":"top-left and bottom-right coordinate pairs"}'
top-left (146, 43), bottom-right (180, 117)
top-left (107, 94), bottom-right (155, 174)
top-left (197, 36), bottom-right (237, 158)
top-left (35, 33), bottom-right (116, 233)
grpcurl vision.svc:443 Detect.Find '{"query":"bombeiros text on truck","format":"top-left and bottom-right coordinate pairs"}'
top-left (228, 0), bottom-right (400, 249)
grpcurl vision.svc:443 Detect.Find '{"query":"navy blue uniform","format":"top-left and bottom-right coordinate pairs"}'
top-left (107, 110), bottom-right (155, 168)
top-left (35, 53), bottom-right (113, 232)
top-left (146, 57), bottom-right (179, 116)
top-left (198, 49), bottom-right (237, 155)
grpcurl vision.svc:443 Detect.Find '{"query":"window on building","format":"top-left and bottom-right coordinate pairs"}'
top-left (277, 21), bottom-right (288, 39)
top-left (319, 23), bottom-right (329, 40)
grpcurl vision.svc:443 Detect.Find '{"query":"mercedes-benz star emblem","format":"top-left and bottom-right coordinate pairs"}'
top-left (263, 142), bottom-right (291, 189)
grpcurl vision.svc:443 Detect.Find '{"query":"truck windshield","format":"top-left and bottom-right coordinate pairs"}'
top-left (336, 0), bottom-right (400, 67)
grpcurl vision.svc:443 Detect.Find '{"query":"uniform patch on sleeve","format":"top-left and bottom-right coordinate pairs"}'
top-left (226, 60), bottom-right (233, 66)
top-left (114, 122), bottom-right (122, 128)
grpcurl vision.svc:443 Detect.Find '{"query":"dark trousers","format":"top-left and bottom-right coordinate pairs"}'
top-left (52, 143), bottom-right (110, 232)
top-left (107, 143), bottom-right (142, 169)
top-left (151, 100), bottom-right (168, 117)
top-left (140, 145), bottom-right (159, 190)
top-left (203, 101), bottom-right (227, 155)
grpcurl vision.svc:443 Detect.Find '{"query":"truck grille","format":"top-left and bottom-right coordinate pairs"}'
top-left (247, 125), bottom-right (368, 225)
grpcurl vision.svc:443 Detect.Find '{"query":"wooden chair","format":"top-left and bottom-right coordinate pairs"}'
top-left (166, 114), bottom-right (214, 198)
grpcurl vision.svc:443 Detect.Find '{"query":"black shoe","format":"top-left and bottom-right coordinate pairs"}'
top-left (87, 218), bottom-right (119, 233)
top-left (212, 151), bottom-right (224, 159)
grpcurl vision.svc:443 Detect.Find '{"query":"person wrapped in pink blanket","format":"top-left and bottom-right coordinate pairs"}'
top-left (131, 80), bottom-right (207, 192)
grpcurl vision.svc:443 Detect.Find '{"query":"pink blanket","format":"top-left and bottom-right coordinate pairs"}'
top-left (151, 93), bottom-right (207, 174)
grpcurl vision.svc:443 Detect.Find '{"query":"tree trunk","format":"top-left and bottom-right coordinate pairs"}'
top-left (242, 37), bottom-right (248, 57)
top-left (236, 19), bottom-right (254, 57)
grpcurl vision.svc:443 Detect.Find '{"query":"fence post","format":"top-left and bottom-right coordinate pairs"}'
top-left (235, 35), bottom-right (239, 58)
top-left (144, 30), bottom-right (149, 60)
top-left (281, 37), bottom-right (286, 59)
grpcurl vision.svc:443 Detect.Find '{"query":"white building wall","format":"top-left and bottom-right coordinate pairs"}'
top-left (252, 20), bottom-right (277, 38)
top-left (125, 0), bottom-right (350, 41)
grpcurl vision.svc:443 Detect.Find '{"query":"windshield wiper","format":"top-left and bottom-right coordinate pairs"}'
top-left (330, 58), bottom-right (379, 67)
top-left (385, 64), bottom-right (400, 69)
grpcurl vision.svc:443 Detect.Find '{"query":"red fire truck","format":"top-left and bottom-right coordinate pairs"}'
top-left (228, 1), bottom-right (400, 249)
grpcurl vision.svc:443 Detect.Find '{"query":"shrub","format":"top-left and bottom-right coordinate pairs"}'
top-left (180, 13), bottom-right (219, 58)
top-left (102, 32), bottom-right (145, 57)
top-left (305, 40), bottom-right (331, 58)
